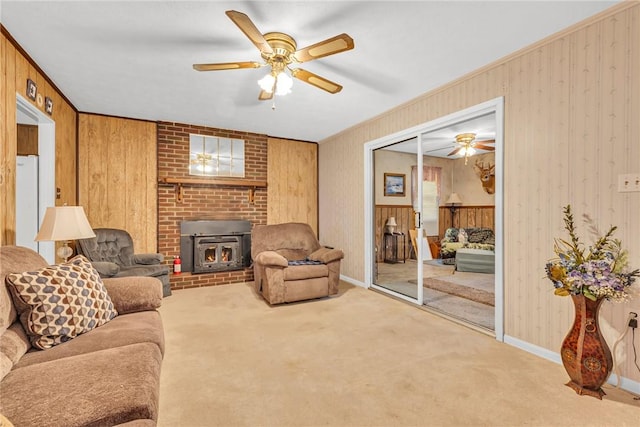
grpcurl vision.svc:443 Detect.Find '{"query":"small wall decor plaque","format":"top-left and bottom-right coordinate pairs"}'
top-left (26, 78), bottom-right (37, 101)
top-left (45, 97), bottom-right (53, 115)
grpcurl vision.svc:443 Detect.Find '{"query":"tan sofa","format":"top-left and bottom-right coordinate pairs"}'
top-left (0, 246), bottom-right (164, 426)
top-left (251, 223), bottom-right (344, 304)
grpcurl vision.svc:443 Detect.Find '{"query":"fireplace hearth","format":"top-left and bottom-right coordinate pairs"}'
top-left (180, 220), bottom-right (252, 273)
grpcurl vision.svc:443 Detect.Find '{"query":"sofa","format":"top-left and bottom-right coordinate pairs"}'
top-left (251, 222), bottom-right (344, 304)
top-left (77, 228), bottom-right (172, 297)
top-left (440, 227), bottom-right (495, 264)
top-left (0, 246), bottom-right (165, 426)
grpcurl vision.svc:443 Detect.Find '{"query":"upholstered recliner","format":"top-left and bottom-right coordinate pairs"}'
top-left (77, 228), bottom-right (171, 297)
top-left (251, 223), bottom-right (344, 304)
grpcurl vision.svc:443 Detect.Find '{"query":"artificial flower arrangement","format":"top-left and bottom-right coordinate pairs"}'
top-left (545, 205), bottom-right (639, 302)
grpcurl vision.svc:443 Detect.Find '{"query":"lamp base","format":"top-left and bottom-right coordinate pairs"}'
top-left (56, 242), bottom-right (73, 263)
top-left (449, 206), bottom-right (457, 228)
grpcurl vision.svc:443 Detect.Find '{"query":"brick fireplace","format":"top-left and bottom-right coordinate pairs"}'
top-left (157, 122), bottom-right (267, 291)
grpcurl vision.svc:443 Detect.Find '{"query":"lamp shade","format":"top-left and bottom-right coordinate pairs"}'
top-left (35, 206), bottom-right (96, 242)
top-left (386, 217), bottom-right (397, 226)
top-left (446, 193), bottom-right (463, 205)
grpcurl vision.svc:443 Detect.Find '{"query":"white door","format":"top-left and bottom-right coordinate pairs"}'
top-left (16, 155), bottom-right (39, 250)
top-left (420, 181), bottom-right (437, 261)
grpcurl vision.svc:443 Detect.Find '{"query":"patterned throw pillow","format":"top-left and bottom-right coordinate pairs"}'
top-left (468, 228), bottom-right (494, 244)
top-left (6, 255), bottom-right (118, 350)
top-left (457, 229), bottom-right (468, 244)
top-left (443, 228), bottom-right (459, 242)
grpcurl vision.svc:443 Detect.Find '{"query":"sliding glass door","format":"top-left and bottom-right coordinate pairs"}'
top-left (369, 136), bottom-right (424, 305)
top-left (364, 97), bottom-right (505, 340)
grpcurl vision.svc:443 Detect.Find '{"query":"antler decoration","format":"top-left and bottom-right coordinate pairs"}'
top-left (473, 160), bottom-right (496, 194)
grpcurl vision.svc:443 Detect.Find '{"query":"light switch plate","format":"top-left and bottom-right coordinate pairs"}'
top-left (618, 173), bottom-right (640, 192)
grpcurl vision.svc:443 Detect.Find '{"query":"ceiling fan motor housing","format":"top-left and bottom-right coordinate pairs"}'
top-left (261, 32), bottom-right (297, 64)
top-left (456, 133), bottom-right (476, 145)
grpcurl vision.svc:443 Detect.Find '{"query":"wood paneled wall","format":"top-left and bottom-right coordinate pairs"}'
top-left (374, 205), bottom-right (414, 262)
top-left (319, 2), bottom-right (640, 383)
top-left (78, 114), bottom-right (157, 252)
top-left (438, 206), bottom-right (495, 237)
top-left (374, 205), bottom-right (495, 262)
top-left (267, 138), bottom-right (318, 236)
top-left (1, 30), bottom-right (77, 246)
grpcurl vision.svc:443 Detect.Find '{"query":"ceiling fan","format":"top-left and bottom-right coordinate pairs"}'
top-left (447, 133), bottom-right (495, 164)
top-left (193, 10), bottom-right (355, 101)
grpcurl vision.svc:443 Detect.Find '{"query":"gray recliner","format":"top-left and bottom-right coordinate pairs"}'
top-left (76, 228), bottom-right (171, 297)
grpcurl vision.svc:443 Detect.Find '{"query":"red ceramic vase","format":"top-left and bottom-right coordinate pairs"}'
top-left (560, 294), bottom-right (613, 399)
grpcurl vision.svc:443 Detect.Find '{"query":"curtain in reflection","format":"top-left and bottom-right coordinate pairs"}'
top-left (411, 166), bottom-right (442, 208)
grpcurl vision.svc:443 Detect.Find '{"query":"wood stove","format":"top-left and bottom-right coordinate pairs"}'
top-left (193, 235), bottom-right (242, 273)
top-left (180, 220), bottom-right (251, 273)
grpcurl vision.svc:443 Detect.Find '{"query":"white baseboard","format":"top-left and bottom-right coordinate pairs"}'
top-left (340, 274), bottom-right (366, 288)
top-left (504, 335), bottom-right (640, 396)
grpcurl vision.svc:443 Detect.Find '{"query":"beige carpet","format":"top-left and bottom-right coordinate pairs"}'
top-left (158, 282), bottom-right (639, 426)
top-left (412, 273), bottom-right (495, 306)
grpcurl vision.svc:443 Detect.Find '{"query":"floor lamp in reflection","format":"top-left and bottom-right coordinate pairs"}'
top-left (446, 193), bottom-right (463, 228)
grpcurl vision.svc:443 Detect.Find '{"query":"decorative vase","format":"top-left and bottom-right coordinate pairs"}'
top-left (560, 294), bottom-right (613, 399)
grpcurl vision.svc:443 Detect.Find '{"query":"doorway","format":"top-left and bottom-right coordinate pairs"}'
top-left (364, 98), bottom-right (504, 340)
top-left (16, 94), bottom-right (56, 263)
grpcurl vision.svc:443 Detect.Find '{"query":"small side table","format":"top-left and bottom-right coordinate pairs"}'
top-left (383, 232), bottom-right (406, 264)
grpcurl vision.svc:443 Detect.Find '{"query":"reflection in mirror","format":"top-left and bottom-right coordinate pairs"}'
top-left (375, 112), bottom-right (498, 331)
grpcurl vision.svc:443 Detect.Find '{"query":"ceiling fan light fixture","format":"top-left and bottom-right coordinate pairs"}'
top-left (461, 146), bottom-right (476, 157)
top-left (258, 69), bottom-right (293, 96)
top-left (275, 71), bottom-right (293, 96)
top-left (258, 73), bottom-right (276, 93)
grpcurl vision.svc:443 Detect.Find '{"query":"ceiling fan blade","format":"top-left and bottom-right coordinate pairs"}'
top-left (258, 90), bottom-right (273, 101)
top-left (475, 139), bottom-right (495, 145)
top-left (193, 62), bottom-right (262, 71)
top-left (291, 68), bottom-right (343, 94)
top-left (447, 147), bottom-right (463, 157)
top-left (474, 143), bottom-right (495, 151)
top-left (225, 10), bottom-right (274, 55)
top-left (293, 33), bottom-right (354, 63)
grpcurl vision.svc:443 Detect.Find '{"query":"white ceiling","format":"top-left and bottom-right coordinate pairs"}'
top-left (1, 1), bottom-right (618, 142)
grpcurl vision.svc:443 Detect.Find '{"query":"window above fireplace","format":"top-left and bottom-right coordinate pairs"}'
top-left (189, 134), bottom-right (245, 177)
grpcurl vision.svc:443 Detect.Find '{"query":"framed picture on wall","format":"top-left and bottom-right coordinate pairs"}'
top-left (45, 97), bottom-right (53, 115)
top-left (384, 173), bottom-right (405, 197)
top-left (26, 78), bottom-right (37, 101)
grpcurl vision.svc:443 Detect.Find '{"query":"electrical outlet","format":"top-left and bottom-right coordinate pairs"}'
top-left (618, 174), bottom-right (640, 192)
top-left (629, 312), bottom-right (638, 329)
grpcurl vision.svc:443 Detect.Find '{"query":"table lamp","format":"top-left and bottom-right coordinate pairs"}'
top-left (35, 206), bottom-right (96, 262)
top-left (386, 217), bottom-right (397, 234)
